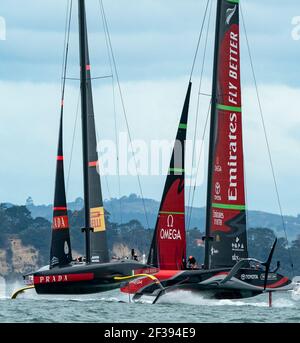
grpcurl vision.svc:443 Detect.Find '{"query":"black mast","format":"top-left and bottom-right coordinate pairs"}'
top-left (203, 0), bottom-right (222, 269)
top-left (78, 0), bottom-right (92, 263)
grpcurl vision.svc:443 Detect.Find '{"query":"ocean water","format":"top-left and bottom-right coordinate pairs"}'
top-left (1, 282), bottom-right (300, 323)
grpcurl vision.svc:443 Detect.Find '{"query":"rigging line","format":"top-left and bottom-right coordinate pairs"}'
top-left (187, 0), bottom-right (212, 227)
top-left (60, 0), bottom-right (73, 99)
top-left (189, 0), bottom-right (210, 81)
top-left (111, 76), bottom-right (123, 225)
top-left (103, 173), bottom-right (116, 223)
top-left (64, 77), bottom-right (80, 81)
top-left (60, 0), bottom-right (73, 192)
top-left (99, 0), bottom-right (150, 230)
top-left (239, 8), bottom-right (250, 254)
top-left (243, 135), bottom-right (250, 250)
top-left (64, 75), bottom-right (113, 81)
top-left (66, 90), bottom-right (80, 194)
top-left (60, 0), bottom-right (72, 92)
top-left (91, 88), bottom-right (118, 223)
top-left (90, 75), bottom-right (112, 80)
top-left (186, 101), bottom-right (211, 232)
top-left (95, 126), bottom-right (117, 224)
top-left (99, 2), bottom-right (123, 225)
top-left (92, 91), bottom-right (118, 224)
top-left (199, 92), bottom-right (212, 97)
top-left (241, 6), bottom-right (294, 275)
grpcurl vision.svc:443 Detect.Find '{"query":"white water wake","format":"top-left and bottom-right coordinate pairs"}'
top-left (4, 279), bottom-right (300, 309)
top-left (8, 284), bottom-right (122, 302)
top-left (291, 288), bottom-right (300, 301)
top-left (0, 276), bottom-right (6, 299)
top-left (155, 289), bottom-right (296, 308)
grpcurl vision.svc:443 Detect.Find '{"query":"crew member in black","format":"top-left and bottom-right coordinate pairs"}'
top-left (187, 256), bottom-right (197, 269)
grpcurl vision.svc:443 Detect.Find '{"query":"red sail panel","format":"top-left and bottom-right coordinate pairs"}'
top-left (209, 1), bottom-right (248, 268)
top-left (148, 83), bottom-right (191, 270)
top-left (156, 179), bottom-right (185, 270)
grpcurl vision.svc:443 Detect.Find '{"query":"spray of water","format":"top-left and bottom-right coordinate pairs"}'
top-left (0, 276), bottom-right (6, 299)
top-left (4, 277), bottom-right (300, 308)
top-left (156, 290), bottom-right (296, 308)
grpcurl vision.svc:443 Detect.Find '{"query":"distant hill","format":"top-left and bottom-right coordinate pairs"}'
top-left (25, 194), bottom-right (300, 240)
top-left (0, 203), bottom-right (300, 282)
top-left (25, 196), bottom-right (84, 221)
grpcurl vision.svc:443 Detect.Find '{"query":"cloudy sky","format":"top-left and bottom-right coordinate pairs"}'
top-left (0, 0), bottom-right (299, 217)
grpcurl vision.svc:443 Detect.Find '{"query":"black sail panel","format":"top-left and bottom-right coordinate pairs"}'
top-left (84, 23), bottom-right (109, 263)
top-left (207, 0), bottom-right (248, 268)
top-left (148, 82), bottom-right (191, 269)
top-left (50, 109), bottom-right (72, 268)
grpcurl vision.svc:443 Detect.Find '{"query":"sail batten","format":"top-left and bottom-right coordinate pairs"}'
top-left (205, 0), bottom-right (248, 269)
top-left (148, 82), bottom-right (191, 270)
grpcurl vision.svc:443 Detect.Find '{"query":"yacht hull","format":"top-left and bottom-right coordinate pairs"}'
top-left (29, 261), bottom-right (155, 295)
top-left (121, 268), bottom-right (292, 301)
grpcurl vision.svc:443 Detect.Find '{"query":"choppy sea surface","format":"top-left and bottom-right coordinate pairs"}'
top-left (1, 279), bottom-right (300, 323)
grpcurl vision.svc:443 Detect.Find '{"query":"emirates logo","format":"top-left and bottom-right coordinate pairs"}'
top-left (215, 182), bottom-right (221, 195)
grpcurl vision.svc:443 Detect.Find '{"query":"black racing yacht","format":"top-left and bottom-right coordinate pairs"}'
top-left (13, 0), bottom-right (153, 298)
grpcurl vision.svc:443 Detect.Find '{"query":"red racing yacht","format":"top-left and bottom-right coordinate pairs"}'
top-left (120, 0), bottom-right (293, 304)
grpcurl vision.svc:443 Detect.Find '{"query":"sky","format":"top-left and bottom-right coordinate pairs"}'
top-left (0, 0), bottom-right (299, 216)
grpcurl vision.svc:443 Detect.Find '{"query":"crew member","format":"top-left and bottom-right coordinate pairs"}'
top-left (187, 256), bottom-right (197, 269)
top-left (76, 256), bottom-right (83, 263)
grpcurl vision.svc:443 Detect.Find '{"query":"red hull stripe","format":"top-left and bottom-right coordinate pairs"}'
top-left (34, 273), bottom-right (94, 285)
top-left (133, 267), bottom-right (159, 275)
top-left (53, 207), bottom-right (67, 211)
top-left (122, 270), bottom-right (183, 294)
top-left (265, 277), bottom-right (289, 289)
top-left (152, 270), bottom-right (182, 279)
top-left (57, 156), bottom-right (64, 161)
top-left (89, 161), bottom-right (98, 167)
top-left (213, 272), bottom-right (229, 277)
